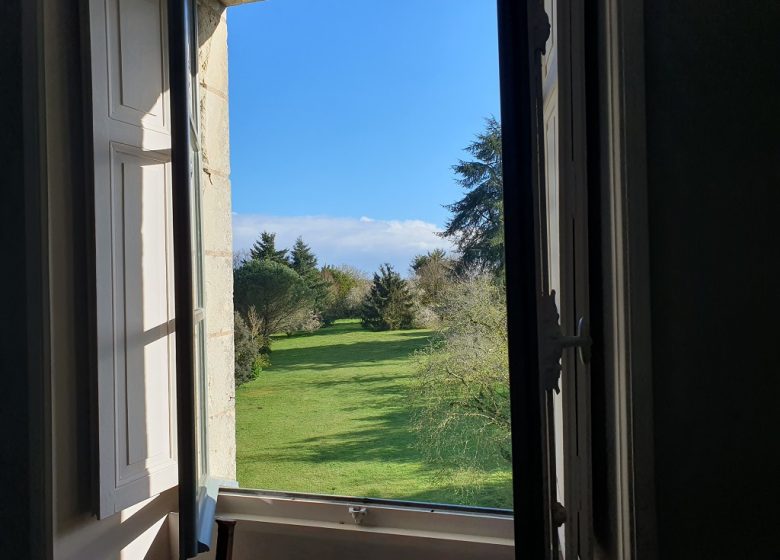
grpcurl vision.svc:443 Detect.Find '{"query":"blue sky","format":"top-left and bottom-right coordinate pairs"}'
top-left (227, 0), bottom-right (500, 272)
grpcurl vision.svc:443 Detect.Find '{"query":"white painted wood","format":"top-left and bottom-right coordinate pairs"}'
top-left (542, 80), bottom-right (567, 555)
top-left (89, 0), bottom-right (178, 519)
top-left (538, 0), bottom-right (594, 556)
top-left (557, 0), bottom-right (594, 557)
top-left (107, 0), bottom-right (169, 133)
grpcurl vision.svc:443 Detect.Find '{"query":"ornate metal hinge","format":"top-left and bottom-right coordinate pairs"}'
top-left (531, 1), bottom-right (551, 55)
top-left (539, 292), bottom-right (592, 393)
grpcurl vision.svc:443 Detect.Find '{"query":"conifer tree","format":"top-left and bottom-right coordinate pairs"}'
top-left (441, 117), bottom-right (504, 273)
top-left (287, 236), bottom-right (330, 314)
top-left (361, 264), bottom-right (415, 331)
top-left (250, 231), bottom-right (288, 265)
top-left (290, 237), bottom-right (318, 276)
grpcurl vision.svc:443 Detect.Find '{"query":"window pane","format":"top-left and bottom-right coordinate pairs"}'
top-left (194, 318), bottom-right (208, 477)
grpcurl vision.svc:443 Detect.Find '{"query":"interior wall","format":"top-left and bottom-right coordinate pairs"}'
top-left (643, 2), bottom-right (780, 557)
top-left (46, 0), bottom-right (176, 558)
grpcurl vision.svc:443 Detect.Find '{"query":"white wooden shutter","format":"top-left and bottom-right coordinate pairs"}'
top-left (89, 0), bottom-right (179, 518)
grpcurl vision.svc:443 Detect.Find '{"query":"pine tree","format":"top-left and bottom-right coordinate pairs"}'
top-left (290, 237), bottom-right (318, 276)
top-left (250, 231), bottom-right (288, 265)
top-left (441, 117), bottom-right (504, 273)
top-left (361, 264), bottom-right (415, 331)
top-left (287, 236), bottom-right (330, 314)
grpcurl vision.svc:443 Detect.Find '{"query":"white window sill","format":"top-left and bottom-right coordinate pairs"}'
top-left (212, 489), bottom-right (515, 557)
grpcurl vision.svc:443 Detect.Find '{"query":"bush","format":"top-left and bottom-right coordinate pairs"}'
top-left (251, 352), bottom-right (271, 378)
top-left (284, 309), bottom-right (322, 335)
top-left (410, 276), bottom-right (510, 469)
top-left (234, 259), bottom-right (313, 350)
top-left (411, 304), bottom-right (440, 329)
top-left (234, 310), bottom-right (268, 387)
top-left (409, 249), bottom-right (454, 307)
top-left (321, 265), bottom-right (370, 324)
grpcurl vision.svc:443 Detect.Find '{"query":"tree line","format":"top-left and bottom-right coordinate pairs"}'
top-left (232, 117), bottom-right (511, 479)
top-left (233, 233), bottom-right (372, 385)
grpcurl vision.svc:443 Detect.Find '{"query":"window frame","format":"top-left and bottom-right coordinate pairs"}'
top-left (170, 1), bottom-right (552, 558)
top-left (169, 0), bottom-right (201, 555)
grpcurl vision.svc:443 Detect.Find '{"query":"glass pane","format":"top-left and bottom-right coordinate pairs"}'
top-left (190, 146), bottom-right (205, 309)
top-left (194, 319), bottom-right (208, 477)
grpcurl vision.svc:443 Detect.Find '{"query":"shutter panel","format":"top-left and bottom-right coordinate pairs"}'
top-left (89, 0), bottom-right (179, 518)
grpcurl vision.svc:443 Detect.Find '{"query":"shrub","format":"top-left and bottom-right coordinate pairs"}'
top-left (234, 310), bottom-right (268, 387)
top-left (409, 249), bottom-right (455, 307)
top-left (410, 276), bottom-right (510, 469)
top-left (284, 309), bottom-right (322, 335)
top-left (411, 304), bottom-right (440, 329)
top-left (321, 265), bottom-right (370, 324)
top-left (234, 259), bottom-right (313, 350)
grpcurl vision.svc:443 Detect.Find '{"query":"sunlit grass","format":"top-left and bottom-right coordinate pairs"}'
top-left (235, 319), bottom-right (513, 508)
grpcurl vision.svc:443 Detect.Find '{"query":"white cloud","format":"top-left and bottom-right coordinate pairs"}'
top-left (232, 214), bottom-right (455, 274)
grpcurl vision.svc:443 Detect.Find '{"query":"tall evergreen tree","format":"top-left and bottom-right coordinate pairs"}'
top-left (250, 231), bottom-right (289, 265)
top-left (287, 236), bottom-right (330, 314)
top-left (290, 237), bottom-right (318, 276)
top-left (441, 117), bottom-right (504, 273)
top-left (361, 264), bottom-right (415, 331)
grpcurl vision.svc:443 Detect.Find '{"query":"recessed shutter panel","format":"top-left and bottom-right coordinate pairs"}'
top-left (89, 0), bottom-right (179, 519)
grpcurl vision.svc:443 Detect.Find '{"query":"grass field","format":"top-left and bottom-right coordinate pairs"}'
top-left (235, 319), bottom-right (513, 508)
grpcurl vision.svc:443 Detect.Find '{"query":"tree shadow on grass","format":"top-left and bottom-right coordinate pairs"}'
top-left (304, 373), bottom-right (413, 390)
top-left (243, 321), bottom-right (514, 508)
top-left (253, 408), bottom-right (515, 509)
top-left (384, 480), bottom-right (514, 510)
top-left (269, 337), bottom-right (432, 373)
top-left (261, 408), bottom-right (421, 464)
top-left (273, 321), bottom-right (432, 341)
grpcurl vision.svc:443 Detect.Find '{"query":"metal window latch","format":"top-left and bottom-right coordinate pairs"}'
top-left (349, 506), bottom-right (368, 525)
top-left (539, 291), bottom-right (592, 393)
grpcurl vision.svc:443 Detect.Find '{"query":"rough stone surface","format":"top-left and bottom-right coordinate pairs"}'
top-left (205, 255), bottom-right (234, 335)
top-left (198, 0), bottom-right (236, 480)
top-left (202, 173), bottom-right (232, 252)
top-left (197, 4), bottom-right (229, 95)
top-left (200, 88), bottom-right (231, 176)
top-left (220, 0), bottom-right (264, 6)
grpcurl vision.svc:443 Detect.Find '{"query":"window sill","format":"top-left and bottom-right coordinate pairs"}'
top-left (213, 488), bottom-right (514, 554)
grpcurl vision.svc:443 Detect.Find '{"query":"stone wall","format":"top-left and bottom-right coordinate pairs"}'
top-left (198, 0), bottom-right (236, 480)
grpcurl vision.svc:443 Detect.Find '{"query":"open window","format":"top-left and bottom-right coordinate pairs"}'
top-left (85, 0), bottom-right (595, 557)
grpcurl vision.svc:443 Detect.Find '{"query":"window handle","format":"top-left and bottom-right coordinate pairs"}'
top-left (559, 316), bottom-right (592, 365)
top-left (539, 292), bottom-right (592, 393)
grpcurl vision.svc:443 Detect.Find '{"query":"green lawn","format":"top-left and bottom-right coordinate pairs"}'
top-left (235, 319), bottom-right (513, 508)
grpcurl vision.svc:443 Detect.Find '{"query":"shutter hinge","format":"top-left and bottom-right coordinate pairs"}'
top-left (552, 501), bottom-right (567, 528)
top-left (539, 291), bottom-right (592, 393)
top-left (531, 1), bottom-right (551, 54)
